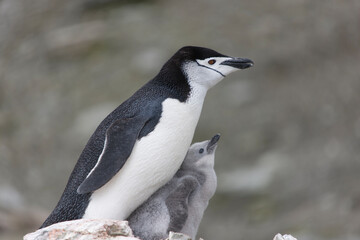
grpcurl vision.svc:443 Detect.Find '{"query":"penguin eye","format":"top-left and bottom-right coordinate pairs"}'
top-left (199, 148), bottom-right (204, 154)
top-left (208, 59), bottom-right (216, 65)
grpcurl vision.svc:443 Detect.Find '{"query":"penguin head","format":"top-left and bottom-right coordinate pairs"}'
top-left (183, 134), bottom-right (221, 169)
top-left (171, 46), bottom-right (254, 90)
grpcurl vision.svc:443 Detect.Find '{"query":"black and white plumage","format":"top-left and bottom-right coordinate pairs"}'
top-left (41, 46), bottom-right (253, 228)
top-left (128, 135), bottom-right (220, 240)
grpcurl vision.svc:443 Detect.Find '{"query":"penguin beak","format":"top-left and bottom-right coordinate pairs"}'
top-left (220, 57), bottom-right (254, 69)
top-left (207, 134), bottom-right (221, 153)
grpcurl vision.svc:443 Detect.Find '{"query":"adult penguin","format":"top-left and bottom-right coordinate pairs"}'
top-left (41, 46), bottom-right (253, 228)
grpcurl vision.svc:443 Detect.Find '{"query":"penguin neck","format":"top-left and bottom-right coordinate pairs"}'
top-left (150, 62), bottom-right (192, 103)
top-left (202, 167), bottom-right (217, 200)
top-left (191, 156), bottom-right (217, 199)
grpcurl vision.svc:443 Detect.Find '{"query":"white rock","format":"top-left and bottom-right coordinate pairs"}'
top-left (24, 219), bottom-right (140, 240)
top-left (273, 233), bottom-right (298, 240)
top-left (23, 219), bottom-right (197, 240)
top-left (167, 231), bottom-right (192, 240)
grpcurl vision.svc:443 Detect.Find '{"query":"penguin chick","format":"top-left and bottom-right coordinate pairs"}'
top-left (128, 134), bottom-right (220, 240)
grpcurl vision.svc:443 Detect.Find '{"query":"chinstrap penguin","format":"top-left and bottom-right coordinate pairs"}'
top-left (41, 46), bottom-right (253, 228)
top-left (128, 134), bottom-right (220, 240)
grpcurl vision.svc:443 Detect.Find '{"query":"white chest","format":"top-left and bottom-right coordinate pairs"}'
top-left (83, 92), bottom-right (206, 220)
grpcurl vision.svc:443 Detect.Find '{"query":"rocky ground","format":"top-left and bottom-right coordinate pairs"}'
top-left (23, 219), bottom-right (296, 240)
top-left (1, 0), bottom-right (360, 239)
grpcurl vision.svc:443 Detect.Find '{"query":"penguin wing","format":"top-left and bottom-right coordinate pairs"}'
top-left (77, 115), bottom-right (149, 194)
top-left (166, 176), bottom-right (200, 232)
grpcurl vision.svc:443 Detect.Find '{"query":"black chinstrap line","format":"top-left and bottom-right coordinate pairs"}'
top-left (195, 61), bottom-right (226, 77)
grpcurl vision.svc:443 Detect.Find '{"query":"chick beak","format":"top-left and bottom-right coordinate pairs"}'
top-left (206, 134), bottom-right (221, 153)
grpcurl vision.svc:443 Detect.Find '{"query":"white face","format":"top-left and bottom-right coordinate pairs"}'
top-left (183, 140), bottom-right (216, 170)
top-left (182, 57), bottom-right (241, 90)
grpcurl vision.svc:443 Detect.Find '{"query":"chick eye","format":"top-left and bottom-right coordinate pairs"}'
top-left (208, 59), bottom-right (216, 65)
top-left (199, 148), bottom-right (204, 154)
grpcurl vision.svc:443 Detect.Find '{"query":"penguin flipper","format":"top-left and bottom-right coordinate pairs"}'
top-left (166, 176), bottom-right (200, 233)
top-left (77, 116), bottom-right (148, 194)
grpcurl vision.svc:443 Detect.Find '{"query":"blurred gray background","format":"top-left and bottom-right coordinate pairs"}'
top-left (1, 0), bottom-right (360, 239)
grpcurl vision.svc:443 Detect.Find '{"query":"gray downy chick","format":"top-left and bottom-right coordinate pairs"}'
top-left (127, 134), bottom-right (220, 240)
